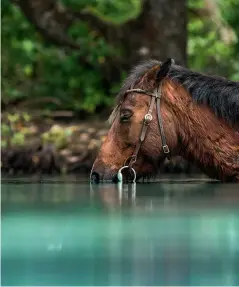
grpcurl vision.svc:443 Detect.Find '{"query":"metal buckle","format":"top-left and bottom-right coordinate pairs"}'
top-left (144, 113), bottom-right (152, 123)
top-left (163, 145), bottom-right (170, 154)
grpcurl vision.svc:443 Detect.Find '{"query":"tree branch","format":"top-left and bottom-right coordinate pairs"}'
top-left (11, 0), bottom-right (81, 49)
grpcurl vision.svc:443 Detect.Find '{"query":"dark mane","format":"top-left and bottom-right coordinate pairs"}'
top-left (117, 60), bottom-right (161, 102)
top-left (168, 65), bottom-right (239, 126)
top-left (116, 60), bottom-right (239, 126)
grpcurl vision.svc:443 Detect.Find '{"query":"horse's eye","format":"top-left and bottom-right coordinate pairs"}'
top-left (120, 109), bottom-right (133, 123)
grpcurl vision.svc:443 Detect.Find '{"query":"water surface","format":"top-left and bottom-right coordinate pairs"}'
top-left (1, 178), bottom-right (239, 286)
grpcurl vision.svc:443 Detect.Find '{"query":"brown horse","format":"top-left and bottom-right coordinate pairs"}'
top-left (91, 58), bottom-right (239, 183)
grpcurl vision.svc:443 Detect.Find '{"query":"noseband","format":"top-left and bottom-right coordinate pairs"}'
top-left (117, 83), bottom-right (170, 183)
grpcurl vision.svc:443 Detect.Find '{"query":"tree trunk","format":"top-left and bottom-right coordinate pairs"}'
top-left (114, 0), bottom-right (187, 71)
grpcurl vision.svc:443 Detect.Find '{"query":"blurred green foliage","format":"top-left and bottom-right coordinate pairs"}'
top-left (41, 125), bottom-right (73, 150)
top-left (2, 0), bottom-right (239, 115)
top-left (1, 112), bottom-right (32, 148)
top-left (188, 0), bottom-right (239, 80)
top-left (64, 0), bottom-right (142, 25)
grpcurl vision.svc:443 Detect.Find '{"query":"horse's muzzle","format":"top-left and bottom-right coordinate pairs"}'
top-left (90, 170), bottom-right (119, 183)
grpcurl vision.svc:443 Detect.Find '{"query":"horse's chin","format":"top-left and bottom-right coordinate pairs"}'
top-left (136, 171), bottom-right (157, 182)
top-left (99, 173), bottom-right (119, 183)
top-left (92, 170), bottom-right (157, 184)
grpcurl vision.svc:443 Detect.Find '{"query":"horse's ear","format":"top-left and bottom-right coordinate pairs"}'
top-left (156, 58), bottom-right (175, 82)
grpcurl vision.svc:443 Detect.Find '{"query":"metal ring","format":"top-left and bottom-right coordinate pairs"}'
top-left (117, 165), bottom-right (137, 183)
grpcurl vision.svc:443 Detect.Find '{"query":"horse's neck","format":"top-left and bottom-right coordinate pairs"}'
top-left (177, 105), bottom-right (239, 182)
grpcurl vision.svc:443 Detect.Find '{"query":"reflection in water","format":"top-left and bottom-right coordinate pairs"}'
top-left (2, 179), bottom-right (239, 207)
top-left (90, 181), bottom-right (239, 211)
top-left (90, 182), bottom-right (136, 208)
top-left (1, 180), bottom-right (239, 286)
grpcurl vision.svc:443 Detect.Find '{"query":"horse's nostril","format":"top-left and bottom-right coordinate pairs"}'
top-left (112, 173), bottom-right (119, 183)
top-left (91, 171), bottom-right (100, 183)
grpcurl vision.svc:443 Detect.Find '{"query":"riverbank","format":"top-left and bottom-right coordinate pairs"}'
top-left (1, 112), bottom-right (200, 176)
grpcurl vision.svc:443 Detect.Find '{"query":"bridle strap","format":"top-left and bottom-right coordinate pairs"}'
top-left (128, 95), bottom-right (156, 167)
top-left (155, 87), bottom-right (170, 155)
top-left (124, 84), bottom-right (170, 169)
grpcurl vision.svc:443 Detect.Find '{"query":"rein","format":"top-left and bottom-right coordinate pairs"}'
top-left (117, 83), bottom-right (170, 183)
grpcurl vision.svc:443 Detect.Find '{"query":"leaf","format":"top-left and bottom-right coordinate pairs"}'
top-left (7, 113), bottom-right (20, 123)
top-left (22, 112), bottom-right (31, 122)
top-left (11, 133), bottom-right (25, 146)
top-left (22, 40), bottom-right (34, 53)
top-left (24, 65), bottom-right (33, 77)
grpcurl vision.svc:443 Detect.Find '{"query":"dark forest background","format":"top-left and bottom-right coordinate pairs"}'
top-left (1, 0), bottom-right (239, 174)
top-left (2, 0), bottom-right (239, 115)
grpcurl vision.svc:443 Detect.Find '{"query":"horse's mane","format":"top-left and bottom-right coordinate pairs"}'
top-left (116, 60), bottom-right (239, 126)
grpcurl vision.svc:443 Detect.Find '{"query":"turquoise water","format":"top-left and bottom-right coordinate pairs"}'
top-left (1, 179), bottom-right (239, 286)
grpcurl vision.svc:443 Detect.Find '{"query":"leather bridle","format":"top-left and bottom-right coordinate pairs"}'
top-left (117, 82), bottom-right (170, 183)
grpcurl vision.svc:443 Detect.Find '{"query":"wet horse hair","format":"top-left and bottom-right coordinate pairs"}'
top-left (115, 60), bottom-right (239, 127)
top-left (93, 59), bottom-right (239, 183)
